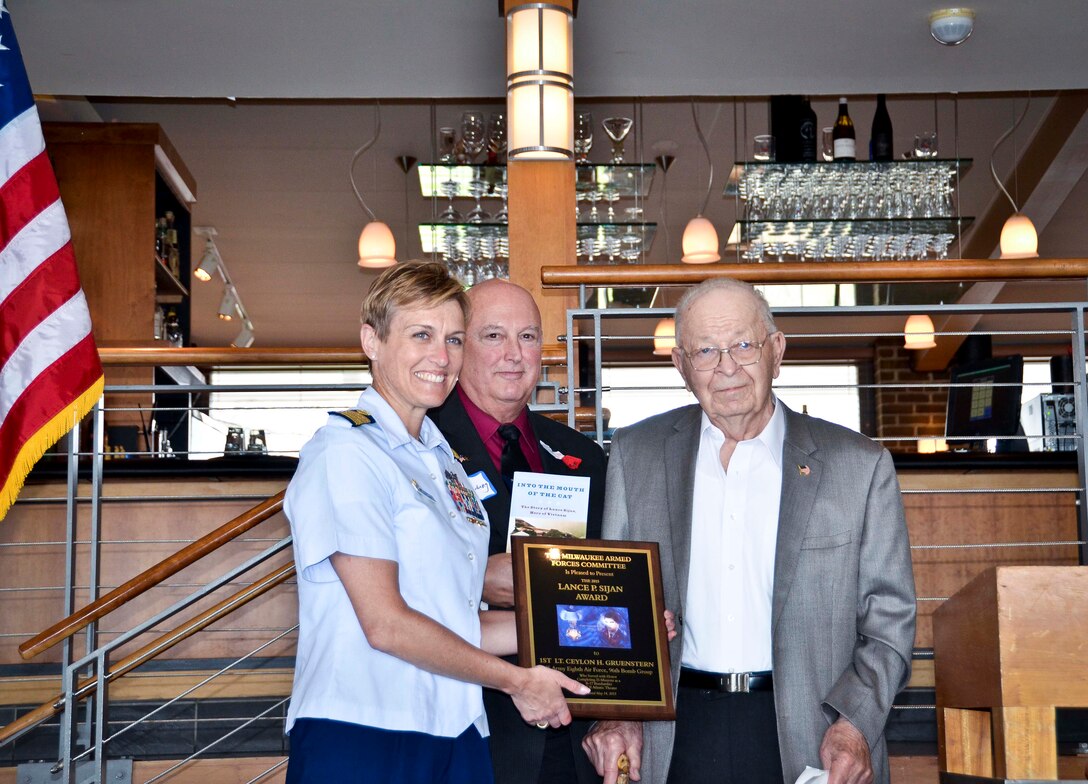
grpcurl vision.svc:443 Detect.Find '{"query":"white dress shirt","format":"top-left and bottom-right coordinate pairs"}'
top-left (285, 387), bottom-right (490, 738)
top-left (681, 398), bottom-right (784, 673)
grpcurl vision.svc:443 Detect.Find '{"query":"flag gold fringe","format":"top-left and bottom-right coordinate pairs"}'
top-left (0, 375), bottom-right (104, 522)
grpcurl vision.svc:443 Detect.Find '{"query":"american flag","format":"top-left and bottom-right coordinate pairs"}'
top-left (0, 4), bottom-right (103, 520)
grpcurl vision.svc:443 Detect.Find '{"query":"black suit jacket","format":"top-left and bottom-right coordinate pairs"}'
top-left (428, 390), bottom-right (606, 784)
top-left (429, 391), bottom-right (606, 555)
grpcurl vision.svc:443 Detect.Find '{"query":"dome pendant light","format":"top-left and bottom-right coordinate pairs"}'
top-left (682, 216), bottom-right (720, 264)
top-left (652, 317), bottom-right (676, 356)
top-left (351, 101), bottom-right (397, 269)
top-left (681, 101), bottom-right (720, 264)
top-left (999, 212), bottom-right (1038, 260)
top-left (903, 314), bottom-right (937, 350)
top-left (990, 97), bottom-right (1039, 260)
top-left (358, 220), bottom-right (397, 268)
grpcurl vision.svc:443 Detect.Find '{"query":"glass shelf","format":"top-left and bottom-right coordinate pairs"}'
top-left (419, 222), bottom-right (657, 258)
top-left (724, 158), bottom-right (973, 196)
top-left (732, 217), bottom-right (974, 243)
top-left (725, 217), bottom-right (973, 262)
top-left (419, 163), bottom-right (656, 199)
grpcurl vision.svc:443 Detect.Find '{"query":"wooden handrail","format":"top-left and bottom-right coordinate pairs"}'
top-left (98, 346), bottom-right (367, 366)
top-left (540, 258), bottom-right (1088, 287)
top-left (19, 491), bottom-right (286, 660)
top-left (99, 345), bottom-right (569, 368)
top-left (0, 562), bottom-right (295, 746)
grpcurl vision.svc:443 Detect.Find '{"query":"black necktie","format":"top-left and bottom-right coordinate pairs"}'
top-left (499, 423), bottom-right (531, 489)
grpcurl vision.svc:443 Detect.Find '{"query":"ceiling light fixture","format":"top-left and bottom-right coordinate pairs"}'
top-left (990, 97), bottom-right (1038, 259)
top-left (193, 226), bottom-right (255, 345)
top-left (193, 240), bottom-right (220, 282)
top-left (681, 101), bottom-right (720, 263)
top-left (232, 321), bottom-right (255, 349)
top-left (929, 8), bottom-right (975, 46)
top-left (506, 2), bottom-right (574, 160)
top-left (351, 101), bottom-right (397, 269)
top-left (218, 287), bottom-right (239, 321)
top-left (903, 314), bottom-right (937, 350)
top-left (652, 317), bottom-right (676, 356)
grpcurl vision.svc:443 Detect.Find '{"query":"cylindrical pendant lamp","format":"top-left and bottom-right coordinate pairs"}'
top-left (506, 3), bottom-right (574, 160)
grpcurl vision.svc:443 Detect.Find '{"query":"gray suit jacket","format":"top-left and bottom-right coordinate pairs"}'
top-left (603, 403), bottom-right (916, 784)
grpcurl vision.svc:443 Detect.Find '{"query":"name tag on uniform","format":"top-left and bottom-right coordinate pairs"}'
top-left (468, 470), bottom-right (497, 501)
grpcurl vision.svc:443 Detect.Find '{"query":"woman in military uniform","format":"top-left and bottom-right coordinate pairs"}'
top-left (283, 261), bottom-right (587, 784)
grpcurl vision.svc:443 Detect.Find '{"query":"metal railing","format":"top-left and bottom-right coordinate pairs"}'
top-left (3, 259), bottom-right (1088, 779)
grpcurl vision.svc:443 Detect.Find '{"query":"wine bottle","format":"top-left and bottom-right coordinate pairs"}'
top-left (164, 308), bottom-right (182, 348)
top-left (799, 98), bottom-right (818, 162)
top-left (832, 97), bottom-right (856, 162)
top-left (870, 94), bottom-right (894, 162)
top-left (155, 217), bottom-right (167, 258)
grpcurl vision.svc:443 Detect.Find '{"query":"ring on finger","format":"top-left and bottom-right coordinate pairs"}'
top-left (536, 721), bottom-right (549, 729)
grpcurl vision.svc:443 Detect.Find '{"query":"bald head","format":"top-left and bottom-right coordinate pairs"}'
top-left (459, 279), bottom-right (544, 422)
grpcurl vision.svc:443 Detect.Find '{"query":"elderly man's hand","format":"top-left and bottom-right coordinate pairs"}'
top-left (482, 553), bottom-right (514, 607)
top-left (820, 718), bottom-right (873, 784)
top-left (583, 720), bottom-right (643, 783)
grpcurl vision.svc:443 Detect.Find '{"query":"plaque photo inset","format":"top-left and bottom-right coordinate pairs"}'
top-left (512, 538), bottom-right (675, 721)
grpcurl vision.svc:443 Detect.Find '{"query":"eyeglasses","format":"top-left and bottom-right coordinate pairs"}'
top-left (684, 339), bottom-right (765, 371)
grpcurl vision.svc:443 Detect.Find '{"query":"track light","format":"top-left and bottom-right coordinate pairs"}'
top-left (218, 287), bottom-right (239, 321)
top-left (194, 226), bottom-right (255, 345)
top-left (194, 241), bottom-right (221, 282)
top-left (232, 321), bottom-right (255, 348)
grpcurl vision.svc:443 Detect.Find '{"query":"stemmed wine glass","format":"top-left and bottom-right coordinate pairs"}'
top-left (602, 117), bottom-right (633, 164)
top-left (438, 180), bottom-right (461, 223)
top-left (574, 111), bottom-right (594, 164)
top-left (459, 112), bottom-right (486, 164)
top-left (466, 179), bottom-right (488, 223)
top-left (487, 112), bottom-right (506, 165)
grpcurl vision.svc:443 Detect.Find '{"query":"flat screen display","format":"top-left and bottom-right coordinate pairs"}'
top-left (945, 355), bottom-right (1024, 444)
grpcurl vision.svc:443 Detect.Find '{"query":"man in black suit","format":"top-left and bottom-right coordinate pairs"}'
top-left (430, 278), bottom-right (606, 784)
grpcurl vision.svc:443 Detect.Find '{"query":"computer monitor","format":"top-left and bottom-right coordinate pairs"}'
top-left (945, 355), bottom-right (1024, 452)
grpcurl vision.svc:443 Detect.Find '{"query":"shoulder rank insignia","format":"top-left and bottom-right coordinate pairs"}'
top-left (329, 409), bottom-right (376, 426)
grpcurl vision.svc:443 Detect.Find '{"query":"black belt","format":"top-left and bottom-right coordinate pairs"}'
top-left (679, 667), bottom-right (773, 693)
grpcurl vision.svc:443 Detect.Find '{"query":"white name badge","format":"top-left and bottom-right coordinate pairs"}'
top-left (468, 470), bottom-right (497, 501)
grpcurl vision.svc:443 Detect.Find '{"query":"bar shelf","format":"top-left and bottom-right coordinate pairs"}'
top-left (419, 163), bottom-right (656, 199)
top-left (418, 221), bottom-right (657, 259)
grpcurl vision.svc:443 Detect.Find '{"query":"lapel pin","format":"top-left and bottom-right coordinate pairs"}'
top-left (798, 464), bottom-right (811, 476)
top-left (540, 440), bottom-right (583, 470)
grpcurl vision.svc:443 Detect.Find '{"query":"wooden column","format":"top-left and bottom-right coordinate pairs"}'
top-left (507, 161), bottom-right (577, 354)
top-left (504, 0), bottom-right (578, 393)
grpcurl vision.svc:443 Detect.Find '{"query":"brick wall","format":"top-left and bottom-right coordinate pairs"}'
top-left (873, 339), bottom-right (950, 453)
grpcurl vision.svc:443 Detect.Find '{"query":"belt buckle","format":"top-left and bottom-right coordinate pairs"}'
top-left (724, 672), bottom-right (750, 693)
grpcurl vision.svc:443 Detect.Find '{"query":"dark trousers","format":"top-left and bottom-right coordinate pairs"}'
top-left (484, 684), bottom-right (598, 784)
top-left (286, 718), bottom-right (494, 784)
top-left (666, 685), bottom-right (784, 784)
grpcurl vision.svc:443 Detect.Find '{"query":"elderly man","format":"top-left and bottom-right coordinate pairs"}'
top-left (583, 278), bottom-right (916, 784)
top-left (430, 278), bottom-right (607, 784)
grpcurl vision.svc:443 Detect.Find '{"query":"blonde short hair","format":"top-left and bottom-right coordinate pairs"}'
top-left (361, 260), bottom-right (469, 339)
